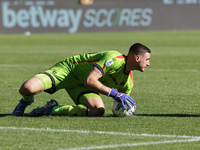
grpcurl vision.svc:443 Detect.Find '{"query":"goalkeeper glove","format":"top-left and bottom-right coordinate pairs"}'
top-left (108, 88), bottom-right (136, 110)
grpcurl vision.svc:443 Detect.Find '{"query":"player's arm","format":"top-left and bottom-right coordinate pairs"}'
top-left (84, 66), bottom-right (111, 95)
top-left (85, 66), bottom-right (136, 110)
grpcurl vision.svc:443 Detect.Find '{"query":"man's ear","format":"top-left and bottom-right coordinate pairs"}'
top-left (135, 55), bottom-right (140, 62)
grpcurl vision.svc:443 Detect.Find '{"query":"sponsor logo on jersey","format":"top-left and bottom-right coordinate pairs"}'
top-left (105, 59), bottom-right (114, 67)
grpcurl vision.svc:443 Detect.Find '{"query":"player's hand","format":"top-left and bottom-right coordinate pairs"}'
top-left (108, 88), bottom-right (136, 110)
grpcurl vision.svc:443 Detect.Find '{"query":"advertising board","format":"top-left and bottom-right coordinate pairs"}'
top-left (0, 0), bottom-right (199, 33)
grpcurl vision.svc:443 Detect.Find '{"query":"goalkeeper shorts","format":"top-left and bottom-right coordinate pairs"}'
top-left (35, 72), bottom-right (100, 105)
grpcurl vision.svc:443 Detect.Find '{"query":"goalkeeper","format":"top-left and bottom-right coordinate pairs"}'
top-left (12, 43), bottom-right (151, 117)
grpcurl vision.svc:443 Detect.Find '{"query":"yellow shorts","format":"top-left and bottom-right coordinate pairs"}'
top-left (35, 73), bottom-right (101, 105)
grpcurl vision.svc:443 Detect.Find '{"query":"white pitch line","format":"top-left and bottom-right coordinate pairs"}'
top-left (58, 138), bottom-right (200, 150)
top-left (1, 126), bottom-right (199, 150)
top-left (0, 64), bottom-right (33, 67)
top-left (0, 64), bottom-right (199, 73)
top-left (0, 126), bottom-right (199, 139)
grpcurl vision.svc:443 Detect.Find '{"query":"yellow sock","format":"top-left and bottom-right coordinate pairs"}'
top-left (52, 104), bottom-right (89, 116)
top-left (19, 90), bottom-right (32, 101)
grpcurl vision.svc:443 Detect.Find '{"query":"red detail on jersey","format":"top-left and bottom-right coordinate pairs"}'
top-left (102, 64), bottom-right (106, 70)
top-left (73, 59), bottom-right (100, 65)
top-left (129, 72), bottom-right (133, 94)
top-left (116, 55), bottom-right (125, 59)
top-left (130, 71), bottom-right (133, 84)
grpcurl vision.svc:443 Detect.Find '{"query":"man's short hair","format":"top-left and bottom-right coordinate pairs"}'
top-left (129, 43), bottom-right (151, 55)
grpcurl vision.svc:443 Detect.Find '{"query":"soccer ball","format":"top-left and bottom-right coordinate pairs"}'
top-left (112, 100), bottom-right (136, 117)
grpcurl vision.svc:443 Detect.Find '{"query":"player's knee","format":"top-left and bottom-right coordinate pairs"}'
top-left (20, 77), bottom-right (43, 95)
top-left (90, 107), bottom-right (105, 117)
top-left (20, 81), bottom-right (34, 95)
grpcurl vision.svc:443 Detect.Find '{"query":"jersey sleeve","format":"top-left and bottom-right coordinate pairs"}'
top-left (94, 51), bottom-right (122, 75)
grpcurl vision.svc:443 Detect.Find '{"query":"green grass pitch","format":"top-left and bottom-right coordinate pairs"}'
top-left (0, 30), bottom-right (199, 150)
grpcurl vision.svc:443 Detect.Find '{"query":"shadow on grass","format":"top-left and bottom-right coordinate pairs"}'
top-left (0, 114), bottom-right (29, 117)
top-left (0, 114), bottom-right (115, 117)
top-left (135, 114), bottom-right (200, 117)
top-left (0, 113), bottom-right (199, 117)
